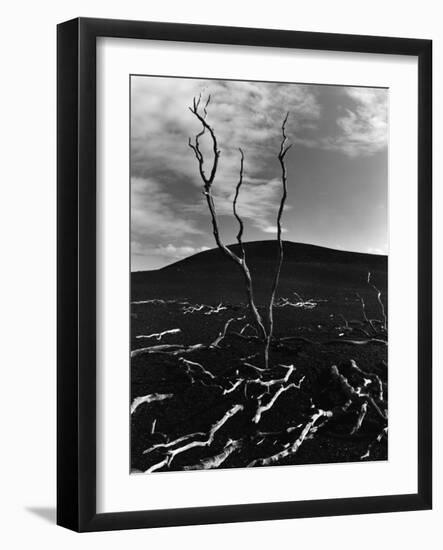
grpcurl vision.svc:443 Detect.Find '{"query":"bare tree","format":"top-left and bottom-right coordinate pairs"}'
top-left (188, 94), bottom-right (290, 368)
top-left (264, 113), bottom-right (292, 367)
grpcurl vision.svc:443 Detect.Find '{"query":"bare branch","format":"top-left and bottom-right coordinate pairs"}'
top-left (330, 365), bottom-right (387, 421)
top-left (131, 342), bottom-right (206, 358)
top-left (232, 148), bottom-right (246, 260)
top-left (223, 379), bottom-right (244, 395)
top-left (183, 302), bottom-right (227, 315)
top-left (210, 316), bottom-right (245, 348)
top-left (349, 359), bottom-right (385, 402)
top-left (264, 112), bottom-right (291, 367)
top-left (360, 427), bottom-right (388, 460)
top-left (350, 402), bottom-right (368, 435)
top-left (356, 292), bottom-right (377, 332)
top-left (183, 438), bottom-right (242, 470)
top-left (248, 409), bottom-right (332, 467)
top-left (130, 393), bottom-right (173, 415)
top-left (188, 98), bottom-right (220, 186)
top-left (145, 458), bottom-right (169, 473)
top-left (253, 377), bottom-right (304, 424)
top-left (164, 404), bottom-right (244, 467)
top-left (368, 271), bottom-right (387, 331)
top-left (135, 328), bottom-right (181, 341)
top-left (203, 94), bottom-right (211, 118)
top-left (179, 357), bottom-right (216, 380)
top-left (188, 95), bottom-right (267, 339)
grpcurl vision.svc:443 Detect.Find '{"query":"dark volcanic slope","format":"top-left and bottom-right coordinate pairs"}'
top-left (132, 241), bottom-right (387, 304)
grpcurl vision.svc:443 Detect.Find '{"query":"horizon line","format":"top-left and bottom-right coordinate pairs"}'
top-left (131, 239), bottom-right (388, 273)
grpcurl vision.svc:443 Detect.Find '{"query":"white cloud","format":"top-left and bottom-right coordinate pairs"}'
top-left (291, 87), bottom-right (388, 157)
top-left (131, 77), bottom-right (320, 232)
top-left (324, 88), bottom-right (388, 156)
top-left (261, 225), bottom-right (288, 234)
top-left (367, 246), bottom-right (387, 255)
top-left (155, 243), bottom-right (210, 260)
top-left (130, 78), bottom-right (388, 269)
top-left (195, 177), bottom-right (292, 234)
top-left (131, 176), bottom-right (202, 254)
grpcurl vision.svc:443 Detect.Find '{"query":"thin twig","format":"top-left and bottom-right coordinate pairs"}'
top-left (233, 148), bottom-right (246, 261)
top-left (188, 96), bottom-right (267, 339)
top-left (264, 112), bottom-right (291, 368)
top-left (368, 271), bottom-right (387, 331)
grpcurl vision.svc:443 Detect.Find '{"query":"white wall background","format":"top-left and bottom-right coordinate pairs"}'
top-left (0, 0), bottom-right (440, 547)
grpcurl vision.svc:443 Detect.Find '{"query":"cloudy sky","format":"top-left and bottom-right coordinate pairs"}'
top-left (131, 76), bottom-right (388, 272)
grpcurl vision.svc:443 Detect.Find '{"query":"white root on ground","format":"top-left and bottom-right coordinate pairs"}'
top-left (223, 364), bottom-right (298, 400)
top-left (137, 358), bottom-right (387, 470)
top-left (183, 304), bottom-right (206, 314)
top-left (275, 297), bottom-right (317, 310)
top-left (248, 409), bottom-right (333, 467)
top-left (239, 323), bottom-right (259, 336)
top-left (177, 358), bottom-right (225, 390)
top-left (350, 401), bottom-right (368, 435)
top-left (145, 458), bottom-right (170, 473)
top-left (292, 291), bottom-right (327, 304)
top-left (179, 358), bottom-right (216, 380)
top-left (275, 363), bottom-right (295, 383)
top-left (183, 303), bottom-right (228, 315)
top-left (143, 432), bottom-right (206, 456)
top-left (131, 287), bottom-right (387, 471)
top-left (247, 358), bottom-right (387, 468)
top-left (130, 393), bottom-right (173, 414)
top-left (165, 404), bottom-right (244, 466)
top-left (136, 328), bottom-right (181, 341)
top-left (131, 298), bottom-right (169, 305)
top-left (250, 364), bottom-right (296, 392)
top-left (211, 316), bottom-right (245, 347)
top-left (242, 362), bottom-right (267, 373)
top-left (325, 337), bottom-right (387, 346)
top-left (183, 439), bottom-right (243, 470)
top-left (204, 303), bottom-right (228, 315)
top-left (142, 404), bottom-right (244, 471)
top-left (360, 427), bottom-right (388, 459)
top-left (223, 379), bottom-right (244, 395)
top-left (131, 343), bottom-right (205, 358)
top-left (253, 380), bottom-right (304, 424)
top-left (331, 365), bottom-right (387, 422)
top-left (132, 316), bottom-right (244, 358)
top-left (132, 299), bottom-right (189, 306)
top-left (349, 359), bottom-right (384, 401)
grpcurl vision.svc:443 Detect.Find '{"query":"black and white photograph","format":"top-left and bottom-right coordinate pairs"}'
top-left (1, 1), bottom-right (437, 542)
top-left (130, 76), bottom-right (388, 473)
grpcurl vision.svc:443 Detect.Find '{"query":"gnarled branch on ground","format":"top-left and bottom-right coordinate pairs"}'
top-left (130, 393), bottom-right (173, 415)
top-left (143, 403), bottom-right (244, 469)
top-left (183, 438), bottom-right (243, 470)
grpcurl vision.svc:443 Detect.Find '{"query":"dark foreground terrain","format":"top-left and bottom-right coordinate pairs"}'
top-left (131, 241), bottom-right (388, 473)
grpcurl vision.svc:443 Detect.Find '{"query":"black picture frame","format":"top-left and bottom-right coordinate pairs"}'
top-left (57, 17), bottom-right (432, 532)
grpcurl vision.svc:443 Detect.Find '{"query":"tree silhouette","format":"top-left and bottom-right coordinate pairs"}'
top-left (188, 94), bottom-right (291, 368)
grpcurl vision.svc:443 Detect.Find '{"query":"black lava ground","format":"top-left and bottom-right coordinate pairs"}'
top-left (131, 241), bottom-right (388, 473)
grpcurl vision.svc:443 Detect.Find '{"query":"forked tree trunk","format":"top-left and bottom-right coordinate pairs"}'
top-left (188, 95), bottom-right (291, 367)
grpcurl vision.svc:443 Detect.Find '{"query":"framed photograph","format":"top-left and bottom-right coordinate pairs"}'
top-left (57, 17), bottom-right (432, 532)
